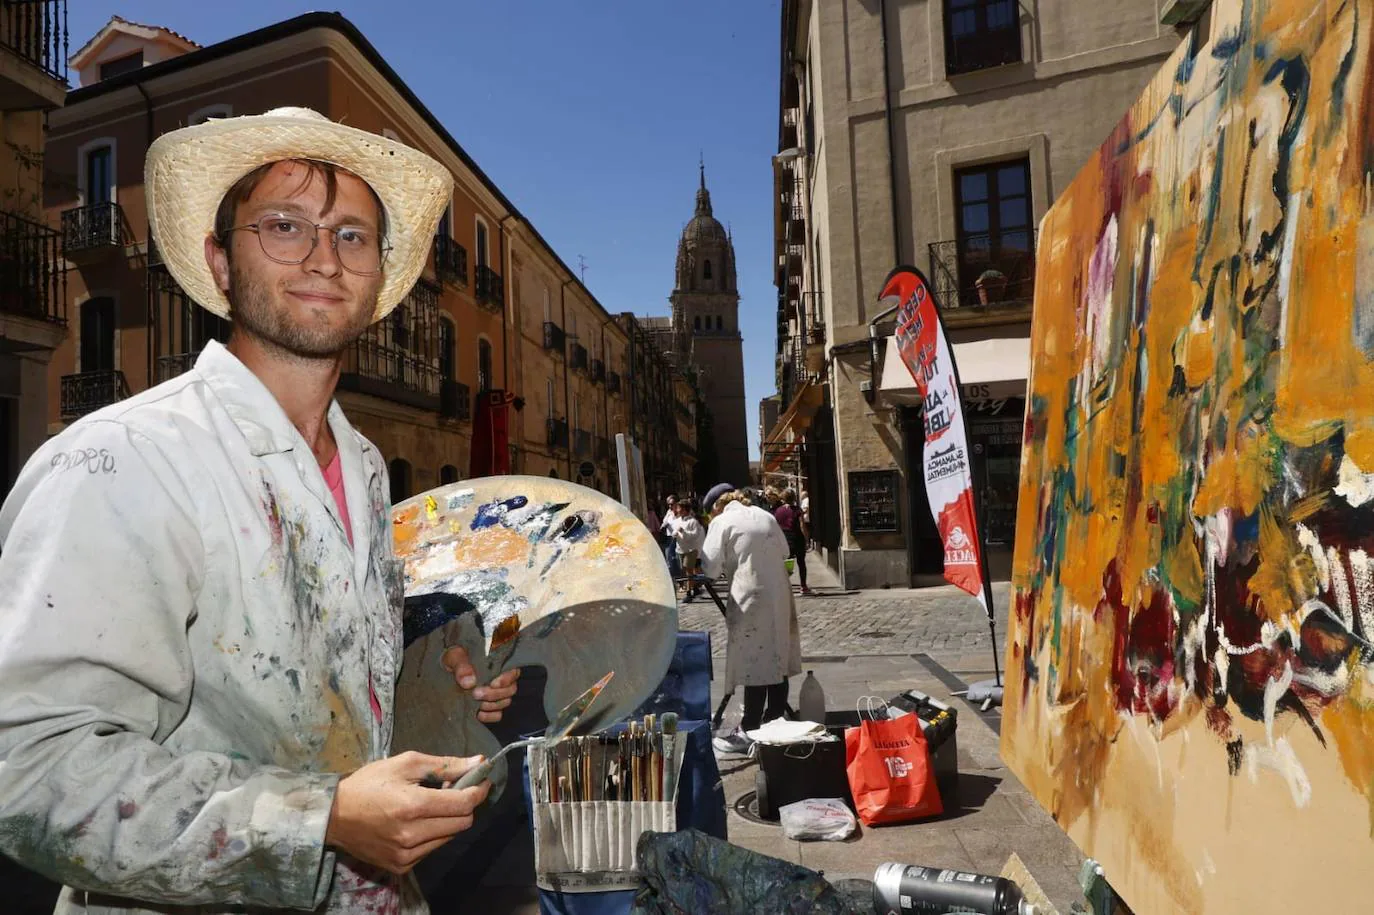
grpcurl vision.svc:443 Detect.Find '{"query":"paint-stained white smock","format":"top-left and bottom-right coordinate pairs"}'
top-left (0, 342), bottom-right (423, 913)
top-left (700, 501), bottom-right (801, 690)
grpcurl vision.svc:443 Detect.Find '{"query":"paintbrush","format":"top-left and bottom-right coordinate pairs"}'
top-left (645, 715), bottom-right (659, 802)
top-left (435, 671), bottom-right (615, 791)
top-left (661, 713), bottom-right (679, 803)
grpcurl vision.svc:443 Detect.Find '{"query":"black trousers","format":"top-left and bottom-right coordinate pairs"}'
top-left (741, 680), bottom-right (789, 731)
top-left (789, 534), bottom-right (808, 589)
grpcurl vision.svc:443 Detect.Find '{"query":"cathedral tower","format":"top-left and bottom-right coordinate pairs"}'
top-left (669, 165), bottom-right (749, 486)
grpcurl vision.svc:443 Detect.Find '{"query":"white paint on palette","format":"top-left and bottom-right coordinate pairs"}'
top-left (1275, 191), bottom-right (1302, 348)
top-left (1296, 523), bottom-right (1329, 590)
top-left (1245, 737), bottom-right (1312, 809)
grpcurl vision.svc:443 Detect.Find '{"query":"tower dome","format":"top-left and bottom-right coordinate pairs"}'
top-left (674, 163), bottom-right (737, 294)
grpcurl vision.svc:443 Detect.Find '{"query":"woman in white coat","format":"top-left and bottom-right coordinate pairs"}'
top-left (702, 490), bottom-right (802, 754)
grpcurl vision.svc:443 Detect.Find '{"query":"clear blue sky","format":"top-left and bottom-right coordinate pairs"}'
top-left (69, 2), bottom-right (783, 459)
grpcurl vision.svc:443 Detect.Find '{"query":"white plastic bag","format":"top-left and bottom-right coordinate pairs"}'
top-left (778, 797), bottom-right (858, 841)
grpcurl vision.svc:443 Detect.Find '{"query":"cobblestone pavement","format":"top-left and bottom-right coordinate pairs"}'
top-left (677, 573), bottom-right (1013, 676)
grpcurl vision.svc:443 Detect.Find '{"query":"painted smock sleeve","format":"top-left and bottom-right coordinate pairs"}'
top-left (0, 421), bottom-right (338, 909)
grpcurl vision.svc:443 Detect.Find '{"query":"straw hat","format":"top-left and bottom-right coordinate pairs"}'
top-left (145, 106), bottom-right (454, 321)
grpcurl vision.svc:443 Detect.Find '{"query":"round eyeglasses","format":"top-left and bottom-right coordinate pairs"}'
top-left (224, 213), bottom-right (390, 276)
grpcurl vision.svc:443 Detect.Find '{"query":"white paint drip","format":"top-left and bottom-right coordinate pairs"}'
top-left (1296, 523), bottom-right (1330, 591)
top-left (1333, 454), bottom-right (1374, 508)
top-left (1084, 215), bottom-right (1119, 381)
top-left (1276, 192), bottom-right (1302, 349)
top-left (1262, 660), bottom-right (1294, 747)
top-left (1245, 737), bottom-right (1312, 808)
top-left (1327, 546), bottom-right (1355, 630)
top-left (1349, 548), bottom-right (1374, 641)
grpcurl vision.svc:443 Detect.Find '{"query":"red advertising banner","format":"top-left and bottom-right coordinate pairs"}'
top-left (881, 266), bottom-right (989, 615)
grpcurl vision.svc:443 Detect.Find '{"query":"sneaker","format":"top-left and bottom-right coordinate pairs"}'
top-left (712, 728), bottom-right (755, 755)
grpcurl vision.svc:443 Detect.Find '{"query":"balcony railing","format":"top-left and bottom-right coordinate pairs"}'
top-left (570, 341), bottom-right (588, 373)
top-left (440, 378), bottom-right (471, 421)
top-left (150, 265), bottom-right (230, 381)
top-left (474, 264), bottom-right (503, 313)
top-left (607, 370), bottom-right (621, 395)
top-left (433, 235), bottom-right (468, 288)
top-left (573, 428), bottom-right (591, 457)
top-left (61, 202), bottom-right (123, 260)
top-left (60, 369), bottom-right (129, 420)
top-left (543, 321), bottom-right (565, 355)
top-left (928, 231), bottom-right (1037, 311)
top-left (0, 0), bottom-right (68, 84)
top-left (339, 279), bottom-right (442, 410)
top-left (547, 417), bottom-right (569, 449)
top-left (0, 208), bottom-right (64, 324)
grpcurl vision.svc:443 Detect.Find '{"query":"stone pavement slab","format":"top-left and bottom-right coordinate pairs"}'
top-left (710, 655), bottom-right (1087, 913)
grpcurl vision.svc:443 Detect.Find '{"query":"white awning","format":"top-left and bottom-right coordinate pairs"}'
top-left (878, 334), bottom-right (1030, 405)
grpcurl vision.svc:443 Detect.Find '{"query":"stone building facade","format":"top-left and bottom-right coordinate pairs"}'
top-left (767, 0), bottom-right (1198, 588)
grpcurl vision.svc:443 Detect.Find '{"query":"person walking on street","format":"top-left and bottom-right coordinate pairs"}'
top-left (670, 497), bottom-right (706, 602)
top-left (0, 108), bottom-right (519, 914)
top-left (776, 488), bottom-right (812, 595)
top-left (704, 490), bottom-right (801, 755)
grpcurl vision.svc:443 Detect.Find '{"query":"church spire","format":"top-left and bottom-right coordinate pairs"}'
top-left (695, 157), bottom-right (713, 217)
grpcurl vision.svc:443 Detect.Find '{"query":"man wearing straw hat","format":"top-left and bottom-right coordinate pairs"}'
top-left (0, 108), bottom-right (517, 912)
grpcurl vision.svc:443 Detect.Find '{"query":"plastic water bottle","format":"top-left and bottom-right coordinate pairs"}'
top-left (872, 863), bottom-right (1039, 915)
top-left (798, 670), bottom-right (826, 724)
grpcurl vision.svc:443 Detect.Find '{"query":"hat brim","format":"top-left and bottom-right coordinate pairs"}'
top-left (145, 111), bottom-right (454, 321)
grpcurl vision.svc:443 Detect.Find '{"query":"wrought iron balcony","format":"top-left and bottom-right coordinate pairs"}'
top-left (150, 265), bottom-right (230, 381)
top-left (590, 358), bottom-right (605, 384)
top-left (573, 428), bottom-right (591, 457)
top-left (60, 369), bottom-right (129, 420)
top-left (440, 378), bottom-right (471, 421)
top-left (433, 235), bottom-right (468, 288)
top-left (607, 370), bottom-right (621, 395)
top-left (570, 341), bottom-right (588, 373)
top-left (928, 231), bottom-right (1037, 311)
top-left (0, 0), bottom-right (67, 86)
top-left (543, 321), bottom-right (565, 355)
top-left (61, 202), bottom-right (123, 262)
top-left (474, 264), bottom-right (503, 313)
top-left (0, 208), bottom-right (64, 324)
top-left (339, 279), bottom-right (442, 410)
top-left (547, 416), bottom-right (569, 449)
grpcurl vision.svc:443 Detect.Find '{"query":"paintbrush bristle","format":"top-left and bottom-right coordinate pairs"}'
top-left (662, 712), bottom-right (678, 734)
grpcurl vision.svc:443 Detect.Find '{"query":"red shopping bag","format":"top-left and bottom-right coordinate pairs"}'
top-left (844, 701), bottom-right (943, 825)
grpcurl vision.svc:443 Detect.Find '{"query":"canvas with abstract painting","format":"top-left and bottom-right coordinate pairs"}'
top-left (1003, 1), bottom-right (1374, 911)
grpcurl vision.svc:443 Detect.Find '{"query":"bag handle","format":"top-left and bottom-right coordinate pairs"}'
top-left (856, 696), bottom-right (889, 721)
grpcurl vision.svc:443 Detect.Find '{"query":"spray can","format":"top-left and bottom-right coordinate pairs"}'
top-left (872, 863), bottom-right (1039, 915)
top-left (798, 670), bottom-right (826, 723)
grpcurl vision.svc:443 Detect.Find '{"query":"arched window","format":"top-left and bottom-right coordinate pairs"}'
top-left (389, 458), bottom-right (412, 504)
top-left (694, 316), bottom-right (701, 331)
top-left (478, 338), bottom-right (493, 393)
top-left (440, 464), bottom-right (460, 485)
top-left (703, 259), bottom-right (712, 280)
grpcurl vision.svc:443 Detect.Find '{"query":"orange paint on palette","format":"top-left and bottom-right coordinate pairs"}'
top-left (584, 521), bottom-right (637, 561)
top-left (452, 524), bottom-right (529, 568)
top-left (392, 503), bottom-right (422, 554)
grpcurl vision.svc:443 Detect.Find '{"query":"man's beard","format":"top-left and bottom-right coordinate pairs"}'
top-left (227, 263), bottom-right (377, 360)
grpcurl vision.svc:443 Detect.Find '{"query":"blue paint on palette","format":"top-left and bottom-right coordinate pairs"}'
top-left (472, 496), bottom-right (529, 530)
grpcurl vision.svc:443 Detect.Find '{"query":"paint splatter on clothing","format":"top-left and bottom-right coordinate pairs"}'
top-left (0, 342), bottom-right (421, 914)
